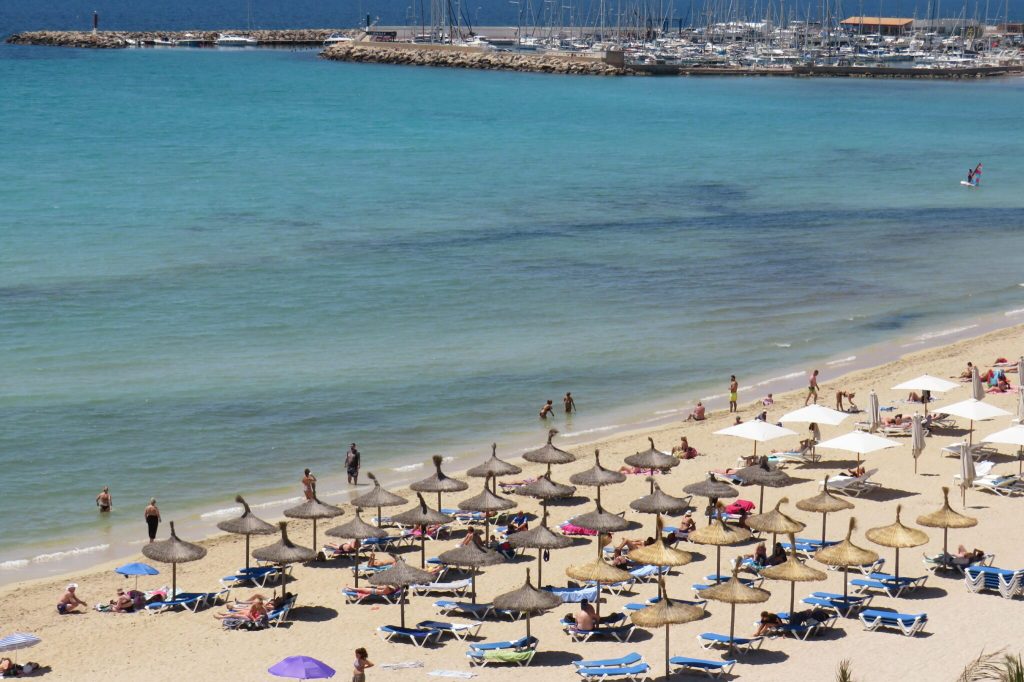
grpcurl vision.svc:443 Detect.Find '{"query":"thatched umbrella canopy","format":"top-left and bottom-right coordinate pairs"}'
top-left (505, 510), bottom-right (573, 585)
top-left (142, 521), bottom-right (207, 598)
top-left (630, 577), bottom-right (704, 681)
top-left (813, 518), bottom-right (879, 600)
top-left (572, 500), bottom-right (634, 533)
top-left (493, 568), bottom-right (561, 638)
top-left (688, 516), bottom-right (751, 583)
top-left (916, 486), bottom-right (978, 556)
top-left (795, 476), bottom-right (855, 543)
top-left (735, 456), bottom-right (796, 512)
top-left (760, 533), bottom-right (827, 615)
top-left (700, 566), bottom-right (770, 653)
top-left (216, 495), bottom-right (276, 571)
top-left (746, 496), bottom-right (806, 548)
top-left (457, 475), bottom-right (516, 539)
top-left (367, 558), bottom-right (435, 627)
top-left (467, 444), bottom-right (522, 493)
top-left (566, 533), bottom-right (631, 622)
top-left (351, 472), bottom-right (408, 529)
top-left (437, 529), bottom-right (505, 603)
top-left (518, 473), bottom-right (577, 501)
top-left (627, 515), bottom-right (693, 598)
top-left (865, 505), bottom-right (929, 580)
top-left (683, 475), bottom-right (738, 524)
top-left (411, 455), bottom-right (470, 511)
top-left (523, 428), bottom-right (576, 473)
top-left (624, 437), bottom-right (680, 492)
top-left (391, 493), bottom-right (454, 568)
top-left (569, 449), bottom-right (626, 504)
top-left (325, 510), bottom-right (390, 587)
top-left (283, 495), bottom-right (343, 552)
top-left (629, 478), bottom-right (691, 515)
top-left (252, 521), bottom-right (317, 598)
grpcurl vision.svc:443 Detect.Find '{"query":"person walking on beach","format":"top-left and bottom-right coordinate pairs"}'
top-left (346, 444), bottom-right (361, 485)
top-left (563, 392), bottom-right (576, 414)
top-left (353, 647), bottom-right (373, 682)
top-left (729, 375), bottom-right (738, 413)
top-left (144, 498), bottom-right (161, 543)
top-left (95, 486), bottom-right (112, 513)
top-left (539, 400), bottom-right (555, 419)
top-left (805, 369), bottom-right (820, 406)
top-left (302, 469), bottom-right (317, 500)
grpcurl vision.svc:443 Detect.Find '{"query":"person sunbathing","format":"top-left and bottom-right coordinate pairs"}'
top-left (344, 584), bottom-right (398, 598)
top-left (754, 611), bottom-right (784, 637)
top-left (766, 543), bottom-right (787, 567)
top-left (508, 510), bottom-right (529, 534)
top-left (845, 465), bottom-right (866, 477)
top-left (672, 436), bottom-right (699, 459)
top-left (326, 539), bottom-right (361, 554)
top-left (739, 543), bottom-right (768, 571)
top-left (952, 545), bottom-right (986, 566)
top-left (215, 597), bottom-right (267, 620)
top-left (500, 477), bottom-right (537, 489)
top-left (0, 658), bottom-right (38, 677)
top-left (665, 514), bottom-right (696, 546)
top-left (711, 467), bottom-right (742, 477)
top-left (111, 589), bottom-right (135, 613)
top-left (883, 414), bottom-right (911, 426)
top-left (957, 362), bottom-right (975, 381)
top-left (618, 465), bottom-right (659, 475)
top-left (614, 536), bottom-right (648, 552)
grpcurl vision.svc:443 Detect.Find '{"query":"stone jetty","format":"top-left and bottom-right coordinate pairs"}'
top-left (321, 42), bottom-right (629, 76)
top-left (6, 29), bottom-right (350, 49)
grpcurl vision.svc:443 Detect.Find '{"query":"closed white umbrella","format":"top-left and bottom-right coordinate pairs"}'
top-left (815, 430), bottom-right (901, 464)
top-left (971, 366), bottom-right (986, 402)
top-left (714, 421), bottom-right (796, 461)
top-left (959, 444), bottom-right (976, 504)
top-left (910, 415), bottom-right (926, 474)
top-left (982, 424), bottom-right (1024, 475)
top-left (868, 391), bottom-right (881, 433)
top-left (940, 399), bottom-right (1011, 450)
top-left (779, 404), bottom-right (849, 427)
top-left (1018, 365), bottom-right (1024, 423)
top-left (892, 374), bottom-right (959, 415)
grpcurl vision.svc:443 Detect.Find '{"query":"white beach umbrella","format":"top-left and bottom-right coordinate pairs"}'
top-left (815, 430), bottom-right (901, 464)
top-left (867, 391), bottom-right (881, 433)
top-left (982, 424), bottom-right (1024, 475)
top-left (0, 633), bottom-right (40, 653)
top-left (940, 399), bottom-right (1011, 449)
top-left (892, 375), bottom-right (959, 415)
top-left (959, 445), bottom-right (976, 504)
top-left (779, 405), bottom-right (849, 427)
top-left (714, 421), bottom-right (796, 461)
top-left (910, 415), bottom-right (926, 474)
top-left (971, 366), bottom-right (986, 402)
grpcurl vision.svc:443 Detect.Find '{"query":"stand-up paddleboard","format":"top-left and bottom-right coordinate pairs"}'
top-left (960, 181), bottom-right (978, 188)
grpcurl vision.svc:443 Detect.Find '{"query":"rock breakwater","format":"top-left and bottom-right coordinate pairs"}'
top-left (6, 29), bottom-right (351, 48)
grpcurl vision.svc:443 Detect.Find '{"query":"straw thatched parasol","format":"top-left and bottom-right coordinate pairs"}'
top-left (142, 521), bottom-right (207, 598)
top-left (813, 518), bottom-right (879, 600)
top-left (624, 438), bottom-right (679, 492)
top-left (688, 516), bottom-right (752, 583)
top-left (493, 568), bottom-right (561, 638)
top-left (351, 472), bottom-right (408, 528)
top-left (626, 515), bottom-right (693, 596)
top-left (467, 444), bottom-right (522, 493)
top-left (518, 473), bottom-right (577, 501)
top-left (437, 529), bottom-right (505, 603)
top-left (865, 505), bottom-right (928, 579)
top-left (746, 496), bottom-right (805, 548)
top-left (283, 495), bottom-right (343, 553)
top-left (325, 509), bottom-right (389, 587)
top-left (916, 486), bottom-right (978, 556)
top-left (629, 478), bottom-right (691, 515)
top-left (252, 521), bottom-right (317, 597)
top-left (411, 455), bottom-right (470, 511)
top-left (629, 577), bottom-right (704, 680)
top-left (457, 475), bottom-right (516, 539)
top-left (216, 495), bottom-right (276, 571)
top-left (523, 428), bottom-right (576, 472)
top-left (683, 475), bottom-right (738, 524)
top-left (505, 509), bottom-right (573, 585)
top-left (700, 566), bottom-right (770, 653)
top-left (760, 532), bottom-right (826, 615)
top-left (795, 476), bottom-right (855, 543)
top-left (391, 493), bottom-right (454, 568)
top-left (569, 449), bottom-right (626, 504)
top-left (735, 456), bottom-right (796, 512)
top-left (571, 500), bottom-right (633, 533)
top-left (566, 533), bottom-right (631, 622)
top-left (367, 558), bottom-right (435, 627)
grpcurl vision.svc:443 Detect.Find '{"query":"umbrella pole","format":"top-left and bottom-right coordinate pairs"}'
top-left (354, 547), bottom-right (360, 588)
top-left (665, 624), bottom-right (671, 681)
top-left (420, 528), bottom-right (426, 568)
top-left (943, 528), bottom-right (949, 556)
top-left (437, 492), bottom-right (442, 511)
top-left (716, 546), bottom-right (722, 583)
top-left (649, 475), bottom-right (655, 495)
top-left (759, 485), bottom-right (765, 514)
top-left (172, 563), bottom-right (177, 599)
top-left (526, 613), bottom-right (531, 639)
top-left (537, 551), bottom-right (543, 586)
top-left (245, 535), bottom-right (251, 571)
top-left (729, 603), bottom-right (736, 653)
top-left (400, 591), bottom-right (406, 627)
top-left (790, 582), bottom-right (795, 616)
top-left (471, 572), bottom-right (477, 604)
top-left (377, 505), bottom-right (382, 529)
top-left (821, 512), bottom-right (827, 545)
top-left (597, 486), bottom-right (602, 506)
top-left (312, 519), bottom-right (318, 556)
top-left (895, 549), bottom-right (900, 581)
top-left (843, 565), bottom-right (849, 600)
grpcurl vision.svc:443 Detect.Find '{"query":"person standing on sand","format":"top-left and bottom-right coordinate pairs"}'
top-left (96, 486), bottom-right (112, 513)
top-left (729, 375), bottom-right (738, 413)
top-left (539, 400), bottom-right (555, 419)
top-left (353, 647), bottom-right (374, 682)
top-left (144, 498), bottom-right (161, 543)
top-left (563, 392), bottom-right (576, 414)
top-left (302, 469), bottom-right (317, 500)
top-left (346, 444), bottom-right (361, 485)
top-left (805, 369), bottom-right (820, 406)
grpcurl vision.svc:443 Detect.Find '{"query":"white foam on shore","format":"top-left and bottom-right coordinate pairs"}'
top-left (752, 371), bottom-right (804, 388)
top-left (654, 408), bottom-right (683, 415)
top-left (200, 506), bottom-right (243, 520)
top-left (0, 559), bottom-right (30, 570)
top-left (393, 462), bottom-right (424, 472)
top-left (250, 496), bottom-right (303, 510)
top-left (1004, 308), bottom-right (1024, 317)
top-left (915, 324), bottom-right (979, 342)
top-left (827, 355), bottom-right (857, 366)
top-left (773, 342), bottom-right (792, 348)
top-left (31, 544), bottom-right (109, 563)
top-left (561, 424), bottom-right (622, 437)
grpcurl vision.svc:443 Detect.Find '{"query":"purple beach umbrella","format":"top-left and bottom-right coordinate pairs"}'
top-left (268, 656), bottom-right (336, 679)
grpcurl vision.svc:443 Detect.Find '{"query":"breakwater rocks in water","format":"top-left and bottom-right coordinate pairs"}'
top-left (6, 30), bottom-right (351, 48)
top-left (321, 42), bottom-right (630, 76)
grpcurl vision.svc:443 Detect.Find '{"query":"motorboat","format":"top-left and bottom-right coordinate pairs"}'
top-left (215, 33), bottom-right (258, 47)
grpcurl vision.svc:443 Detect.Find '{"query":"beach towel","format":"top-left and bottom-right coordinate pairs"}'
top-left (725, 500), bottom-right (755, 514)
top-left (379, 661), bottom-right (424, 670)
top-left (484, 650), bottom-right (533, 663)
top-left (544, 585), bottom-right (599, 602)
top-left (427, 672), bottom-right (476, 678)
top-left (560, 523), bottom-right (597, 536)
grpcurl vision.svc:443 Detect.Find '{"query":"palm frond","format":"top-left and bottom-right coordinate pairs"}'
top-left (957, 650), bottom-right (1006, 682)
top-left (999, 654), bottom-right (1024, 682)
top-left (836, 659), bottom-right (855, 682)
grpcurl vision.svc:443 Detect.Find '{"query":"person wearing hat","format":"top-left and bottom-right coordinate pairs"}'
top-left (665, 512), bottom-right (696, 547)
top-left (57, 584), bottom-right (86, 614)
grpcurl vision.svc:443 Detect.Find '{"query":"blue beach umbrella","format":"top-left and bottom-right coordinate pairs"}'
top-left (268, 656), bottom-right (335, 679)
top-left (115, 561), bottom-right (159, 591)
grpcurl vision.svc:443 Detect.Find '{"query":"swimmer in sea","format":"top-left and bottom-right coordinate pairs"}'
top-left (539, 400), bottom-right (555, 419)
top-left (96, 486), bottom-right (112, 513)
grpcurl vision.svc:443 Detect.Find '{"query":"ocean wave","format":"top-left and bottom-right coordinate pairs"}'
top-left (654, 408), bottom-right (682, 415)
top-left (200, 506), bottom-right (243, 520)
top-left (773, 343), bottom-right (792, 348)
top-left (752, 371), bottom-right (804, 388)
top-left (251, 496), bottom-right (303, 510)
top-left (0, 559), bottom-right (30, 570)
top-left (442, 456), bottom-right (455, 463)
top-left (915, 324), bottom-right (979, 342)
top-left (393, 462), bottom-right (425, 472)
top-left (561, 424), bottom-right (621, 437)
top-left (827, 356), bottom-right (857, 366)
top-left (1004, 308), bottom-right (1024, 317)
top-left (31, 544), bottom-right (109, 563)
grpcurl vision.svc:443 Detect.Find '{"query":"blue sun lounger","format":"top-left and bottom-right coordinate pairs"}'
top-left (575, 663), bottom-right (650, 681)
top-left (220, 565), bottom-right (283, 588)
top-left (565, 623), bottom-right (636, 643)
top-left (850, 573), bottom-right (926, 598)
top-left (964, 566), bottom-right (1024, 599)
top-left (573, 653), bottom-right (644, 669)
top-left (144, 592), bottom-right (209, 613)
top-left (802, 592), bottom-right (872, 617)
top-left (343, 587), bottom-right (404, 605)
top-left (544, 585), bottom-right (600, 603)
top-left (624, 597), bottom-right (707, 613)
top-left (416, 619), bottom-right (483, 641)
top-left (468, 635), bottom-right (537, 652)
top-left (859, 609), bottom-right (927, 637)
top-left (377, 624), bottom-right (441, 646)
top-left (669, 656), bottom-right (737, 678)
top-left (697, 632), bottom-right (764, 654)
top-left (434, 600), bottom-right (517, 621)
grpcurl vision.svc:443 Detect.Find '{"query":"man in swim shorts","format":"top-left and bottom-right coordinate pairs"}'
top-left (57, 584), bottom-right (86, 614)
top-left (96, 486), bottom-right (112, 513)
top-left (729, 375), bottom-right (738, 413)
top-left (805, 369), bottom-right (819, 406)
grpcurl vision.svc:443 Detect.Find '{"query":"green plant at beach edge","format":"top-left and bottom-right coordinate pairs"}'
top-left (957, 650), bottom-right (1024, 682)
top-left (836, 659), bottom-right (855, 682)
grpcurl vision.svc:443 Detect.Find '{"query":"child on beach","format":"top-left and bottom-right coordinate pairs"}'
top-left (353, 648), bottom-right (373, 682)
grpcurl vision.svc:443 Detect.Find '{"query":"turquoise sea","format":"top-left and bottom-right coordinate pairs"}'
top-left (2, 43), bottom-right (1024, 581)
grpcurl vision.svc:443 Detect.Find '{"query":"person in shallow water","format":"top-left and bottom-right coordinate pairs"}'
top-left (95, 486), bottom-right (111, 513)
top-left (563, 392), bottom-right (576, 414)
top-left (539, 400), bottom-right (555, 419)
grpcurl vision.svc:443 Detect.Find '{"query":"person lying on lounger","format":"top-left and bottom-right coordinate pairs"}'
top-left (326, 539), bottom-right (361, 554)
top-left (845, 465), bottom-right (866, 478)
top-left (883, 414), bottom-right (911, 426)
top-left (343, 585), bottom-right (399, 598)
top-left (214, 597), bottom-right (267, 620)
top-left (754, 611), bottom-right (784, 637)
top-left (111, 589), bottom-right (135, 613)
top-left (766, 543), bottom-right (787, 567)
top-left (364, 552), bottom-right (397, 567)
top-left (665, 513), bottom-right (696, 546)
top-left (739, 543), bottom-right (768, 572)
top-left (952, 545), bottom-right (986, 566)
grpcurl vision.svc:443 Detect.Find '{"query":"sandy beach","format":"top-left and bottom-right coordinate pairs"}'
top-left (5, 323), bottom-right (1024, 681)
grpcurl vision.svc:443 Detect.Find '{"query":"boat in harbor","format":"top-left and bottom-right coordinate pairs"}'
top-left (215, 33), bottom-right (258, 47)
top-left (175, 34), bottom-right (205, 47)
top-left (323, 33), bottom-right (353, 46)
